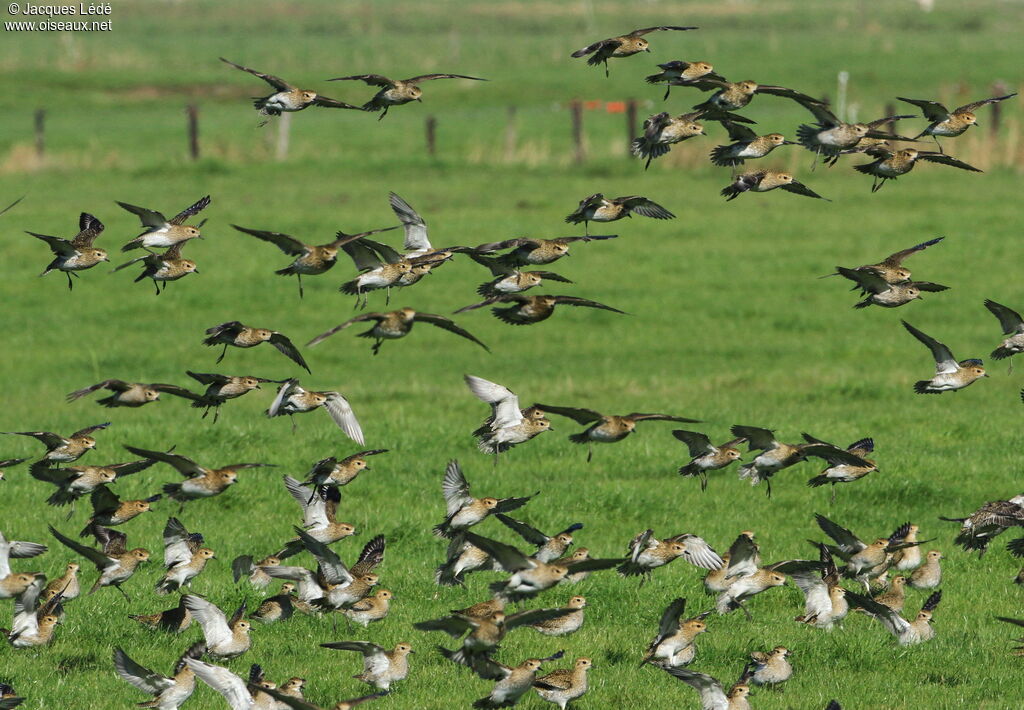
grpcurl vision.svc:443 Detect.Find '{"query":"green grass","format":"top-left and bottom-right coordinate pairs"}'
top-left (0, 1), bottom-right (1022, 709)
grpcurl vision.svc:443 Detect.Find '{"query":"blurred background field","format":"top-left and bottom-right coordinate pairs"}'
top-left (0, 1), bottom-right (1022, 708)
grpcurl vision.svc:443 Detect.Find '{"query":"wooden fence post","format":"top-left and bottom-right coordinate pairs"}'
top-left (570, 99), bottom-right (585, 164)
top-left (626, 99), bottom-right (638, 155)
top-left (275, 112), bottom-right (291, 161)
top-left (34, 109), bottom-right (45, 160)
top-left (504, 106), bottom-right (518, 161)
top-left (186, 105), bottom-right (200, 161)
top-left (425, 115), bottom-right (437, 157)
top-left (991, 81), bottom-right (1007, 137)
top-left (883, 102), bottom-right (897, 136)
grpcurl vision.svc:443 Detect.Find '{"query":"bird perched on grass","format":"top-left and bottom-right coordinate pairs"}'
top-left (570, 26), bottom-right (697, 76)
top-left (564, 194), bottom-right (675, 235)
top-left (66, 379), bottom-right (197, 408)
top-left (183, 595), bottom-right (251, 659)
top-left (535, 405), bottom-right (699, 462)
top-left (463, 532), bottom-right (620, 602)
top-left (456, 293), bottom-right (625, 326)
top-left (534, 657), bottom-right (592, 710)
top-left (939, 493), bottom-right (1024, 555)
top-left (4, 422), bottom-right (108, 466)
top-left (789, 543), bottom-right (849, 630)
top-left (908, 550), bottom-right (943, 589)
top-left (112, 242), bottom-right (198, 295)
top-left (984, 299), bottom-right (1024, 366)
top-left (320, 641), bottom-right (414, 691)
top-left (646, 60), bottom-right (723, 99)
top-left (898, 92), bottom-right (1017, 152)
top-left (343, 588), bottom-right (393, 627)
top-left (674, 430), bottom-right (745, 491)
top-left (496, 515), bottom-right (582, 562)
top-left (124, 446), bottom-right (273, 509)
top-left (464, 375), bottom-right (552, 457)
top-left (890, 524), bottom-right (924, 572)
top-left (203, 321), bottom-right (311, 373)
top-left (640, 597), bottom-right (710, 668)
top-left (619, 529), bottom-right (722, 582)
top-left (49, 525), bottom-right (149, 599)
top-left (299, 450), bottom-right (388, 494)
top-left (748, 647), bottom-right (793, 687)
top-left (80, 488), bottom-right (160, 536)
top-left (308, 307), bottom-right (488, 355)
top-left (117, 196), bottom-right (210, 251)
top-left (795, 101), bottom-right (916, 162)
top-left (266, 379), bottom-right (364, 443)
top-left (328, 72), bottom-right (487, 118)
top-left (527, 595), bottom-right (587, 636)
top-left (804, 435), bottom-right (877, 502)
top-left (662, 666), bottom-right (753, 710)
top-left (631, 111), bottom-right (707, 169)
top-left (847, 589), bottom-right (942, 645)
top-left (250, 583), bottom-right (296, 624)
top-left (220, 57), bottom-right (367, 123)
top-left (870, 575), bottom-right (908, 612)
top-left (112, 643), bottom-right (205, 709)
top-left (471, 235), bottom-right (617, 268)
top-left (854, 148), bottom-right (981, 192)
top-left (721, 170), bottom-right (827, 201)
top-left (128, 596), bottom-right (192, 633)
top-left (902, 320), bottom-right (987, 394)
top-left (230, 223), bottom-right (399, 298)
top-left (155, 517), bottom-right (215, 595)
top-left (834, 266), bottom-right (947, 309)
top-left (184, 371), bottom-right (282, 423)
top-left (27, 212), bottom-right (108, 290)
top-left (825, 236), bottom-right (944, 285)
top-left (433, 460), bottom-right (534, 538)
top-left (709, 122), bottom-right (796, 168)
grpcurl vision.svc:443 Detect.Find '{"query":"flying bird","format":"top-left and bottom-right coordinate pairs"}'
top-left (535, 405), bottom-right (699, 461)
top-left (898, 92), bottom-right (1017, 151)
top-left (230, 223), bottom-right (399, 297)
top-left (117, 196), bottom-right (210, 252)
top-left (570, 27), bottom-right (698, 76)
top-left (27, 212), bottom-right (108, 290)
top-left (564, 194), bottom-right (675, 235)
top-left (328, 72), bottom-right (487, 118)
top-left (266, 379), bottom-right (364, 444)
top-left (203, 321), bottom-right (311, 373)
top-left (902, 320), bottom-right (987, 394)
top-left (221, 57), bottom-right (367, 124)
top-left (307, 307), bottom-right (488, 354)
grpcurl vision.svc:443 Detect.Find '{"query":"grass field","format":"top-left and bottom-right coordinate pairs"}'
top-left (1, 1), bottom-right (1023, 708)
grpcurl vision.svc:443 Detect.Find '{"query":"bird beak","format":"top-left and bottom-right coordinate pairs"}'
top-left (193, 268), bottom-right (200, 274)
top-left (644, 47), bottom-right (651, 52)
top-left (416, 98), bottom-right (423, 102)
top-left (782, 140), bottom-right (798, 145)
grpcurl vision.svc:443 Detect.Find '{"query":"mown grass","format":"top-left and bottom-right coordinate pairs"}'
top-left (0, 1), bottom-right (1022, 709)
